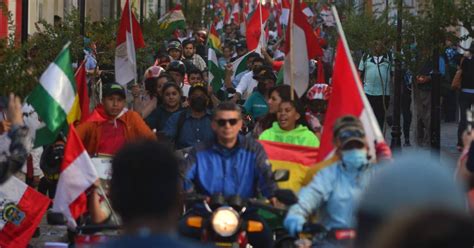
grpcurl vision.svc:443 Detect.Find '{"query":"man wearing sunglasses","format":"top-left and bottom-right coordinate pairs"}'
top-left (284, 115), bottom-right (390, 247)
top-left (181, 102), bottom-right (277, 247)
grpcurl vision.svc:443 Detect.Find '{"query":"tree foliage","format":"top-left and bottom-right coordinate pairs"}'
top-left (0, 7), bottom-right (167, 97)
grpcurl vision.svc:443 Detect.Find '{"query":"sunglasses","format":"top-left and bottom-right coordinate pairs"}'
top-left (215, 118), bottom-right (239, 127)
top-left (337, 129), bottom-right (365, 141)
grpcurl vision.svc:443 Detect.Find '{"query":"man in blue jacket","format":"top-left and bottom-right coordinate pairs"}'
top-left (180, 101), bottom-right (277, 247)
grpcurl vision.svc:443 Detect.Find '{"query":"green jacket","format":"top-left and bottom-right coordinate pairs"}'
top-left (259, 122), bottom-right (320, 147)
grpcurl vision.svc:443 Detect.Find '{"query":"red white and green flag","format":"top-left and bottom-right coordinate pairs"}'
top-left (0, 177), bottom-right (50, 247)
top-left (208, 24), bottom-right (225, 93)
top-left (115, 0), bottom-right (145, 85)
top-left (52, 125), bottom-right (98, 228)
top-left (27, 43), bottom-right (81, 147)
top-left (159, 5), bottom-right (186, 35)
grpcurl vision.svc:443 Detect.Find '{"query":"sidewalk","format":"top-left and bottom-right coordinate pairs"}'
top-left (385, 121), bottom-right (460, 167)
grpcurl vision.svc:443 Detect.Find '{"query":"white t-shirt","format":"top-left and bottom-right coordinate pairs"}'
top-left (182, 83), bottom-right (191, 98)
top-left (235, 71), bottom-right (258, 100)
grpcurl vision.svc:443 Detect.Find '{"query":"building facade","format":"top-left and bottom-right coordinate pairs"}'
top-left (0, 0), bottom-right (170, 42)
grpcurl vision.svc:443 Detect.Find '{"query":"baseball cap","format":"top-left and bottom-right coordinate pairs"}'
top-left (253, 66), bottom-right (276, 82)
top-left (333, 115), bottom-right (366, 147)
top-left (102, 83), bottom-right (126, 98)
top-left (167, 40), bottom-right (182, 51)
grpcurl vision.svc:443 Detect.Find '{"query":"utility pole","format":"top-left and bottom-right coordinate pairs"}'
top-left (430, 0), bottom-right (441, 159)
top-left (21, 0), bottom-right (28, 44)
top-left (140, 0), bottom-right (144, 26)
top-left (391, 0), bottom-right (402, 150)
top-left (79, 0), bottom-right (85, 37)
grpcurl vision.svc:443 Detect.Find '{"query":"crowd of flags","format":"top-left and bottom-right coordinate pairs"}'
top-left (0, 1), bottom-right (389, 245)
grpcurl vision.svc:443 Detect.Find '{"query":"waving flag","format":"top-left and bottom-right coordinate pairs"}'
top-left (115, 0), bottom-right (145, 85)
top-left (27, 43), bottom-right (80, 147)
top-left (0, 177), bottom-right (50, 248)
top-left (260, 140), bottom-right (319, 193)
top-left (284, 0), bottom-right (322, 97)
top-left (317, 7), bottom-right (387, 162)
top-left (246, 3), bottom-right (269, 51)
top-left (52, 125), bottom-right (98, 228)
top-left (208, 25), bottom-right (225, 93)
top-left (279, 0), bottom-right (314, 25)
top-left (159, 5), bottom-right (186, 34)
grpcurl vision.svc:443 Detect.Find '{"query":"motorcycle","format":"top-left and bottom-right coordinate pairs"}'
top-left (181, 170), bottom-right (292, 248)
top-left (272, 190), bottom-right (356, 248)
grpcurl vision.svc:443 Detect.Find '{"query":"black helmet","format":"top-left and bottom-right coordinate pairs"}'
top-left (167, 60), bottom-right (187, 76)
top-left (40, 142), bottom-right (65, 181)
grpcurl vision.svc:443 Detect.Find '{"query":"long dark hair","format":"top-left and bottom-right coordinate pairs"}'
top-left (258, 85), bottom-right (297, 130)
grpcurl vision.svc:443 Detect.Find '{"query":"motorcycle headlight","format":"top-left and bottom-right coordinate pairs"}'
top-left (211, 207), bottom-right (240, 237)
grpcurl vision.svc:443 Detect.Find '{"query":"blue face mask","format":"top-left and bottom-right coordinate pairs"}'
top-left (341, 149), bottom-right (368, 170)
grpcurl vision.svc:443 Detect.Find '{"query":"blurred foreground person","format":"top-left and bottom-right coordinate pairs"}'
top-left (103, 140), bottom-right (210, 248)
top-left (368, 209), bottom-right (474, 248)
top-left (284, 115), bottom-right (389, 247)
top-left (356, 153), bottom-right (467, 248)
top-left (0, 93), bottom-right (32, 184)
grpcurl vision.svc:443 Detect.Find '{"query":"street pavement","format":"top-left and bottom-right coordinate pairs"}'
top-left (385, 121), bottom-right (461, 168)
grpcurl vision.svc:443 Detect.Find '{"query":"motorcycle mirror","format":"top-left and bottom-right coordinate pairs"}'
top-left (47, 211), bottom-right (68, 225)
top-left (274, 189), bottom-right (298, 206)
top-left (273, 169), bottom-right (290, 182)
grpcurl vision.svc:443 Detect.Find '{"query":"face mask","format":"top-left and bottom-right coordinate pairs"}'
top-left (341, 149), bottom-right (368, 170)
top-left (190, 96), bottom-right (208, 112)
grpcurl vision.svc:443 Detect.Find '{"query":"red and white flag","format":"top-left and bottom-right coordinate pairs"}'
top-left (284, 0), bottom-right (323, 97)
top-left (317, 38), bottom-right (386, 162)
top-left (75, 61), bottom-right (90, 122)
top-left (246, 3), bottom-right (269, 51)
top-left (301, 1), bottom-right (314, 18)
top-left (52, 125), bottom-right (98, 228)
top-left (231, 0), bottom-right (241, 25)
top-left (279, 0), bottom-right (313, 25)
top-left (115, 0), bottom-right (145, 85)
top-left (0, 177), bottom-right (50, 247)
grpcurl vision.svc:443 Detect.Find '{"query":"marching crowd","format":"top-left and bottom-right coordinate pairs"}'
top-left (1, 7), bottom-right (474, 248)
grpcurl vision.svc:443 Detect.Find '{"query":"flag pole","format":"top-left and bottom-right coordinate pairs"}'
top-left (330, 6), bottom-right (362, 90)
top-left (259, 0), bottom-right (264, 48)
top-left (127, 0), bottom-right (138, 85)
top-left (289, 0), bottom-right (295, 100)
top-left (331, 6), bottom-right (384, 141)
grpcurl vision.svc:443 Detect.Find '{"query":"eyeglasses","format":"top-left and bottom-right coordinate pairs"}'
top-left (215, 118), bottom-right (239, 127)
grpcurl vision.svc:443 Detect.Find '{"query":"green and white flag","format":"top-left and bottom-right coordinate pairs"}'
top-left (27, 43), bottom-right (80, 147)
top-left (159, 5), bottom-right (186, 35)
top-left (208, 35), bottom-right (224, 93)
top-left (231, 52), bottom-right (251, 81)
